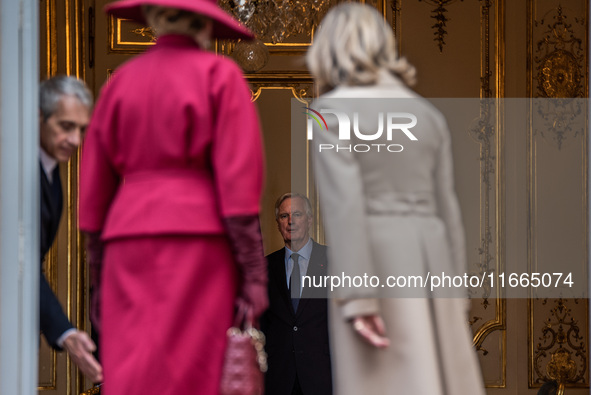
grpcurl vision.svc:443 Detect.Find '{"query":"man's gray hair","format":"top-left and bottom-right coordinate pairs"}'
top-left (39, 76), bottom-right (93, 121)
top-left (275, 193), bottom-right (313, 219)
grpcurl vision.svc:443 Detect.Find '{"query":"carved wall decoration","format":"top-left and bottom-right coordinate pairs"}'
top-left (532, 5), bottom-right (585, 150)
top-left (417, 0), bottom-right (465, 52)
top-left (532, 299), bottom-right (588, 390)
top-left (391, 1), bottom-right (401, 56)
top-left (539, 50), bottom-right (580, 98)
top-left (467, 100), bottom-right (496, 310)
top-left (479, 0), bottom-right (494, 99)
top-left (468, 0), bottom-right (495, 312)
top-left (534, 5), bottom-right (584, 99)
top-left (131, 27), bottom-right (157, 42)
top-left (534, 99), bottom-right (585, 150)
top-left (231, 40), bottom-right (270, 73)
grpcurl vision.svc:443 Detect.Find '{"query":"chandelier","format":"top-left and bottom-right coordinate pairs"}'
top-left (221, 0), bottom-right (330, 71)
top-left (222, 0), bottom-right (329, 44)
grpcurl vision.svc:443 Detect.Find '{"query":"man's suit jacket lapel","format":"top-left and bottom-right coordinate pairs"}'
top-left (270, 248), bottom-right (296, 320)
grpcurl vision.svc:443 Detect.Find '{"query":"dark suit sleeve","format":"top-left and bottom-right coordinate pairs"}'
top-left (259, 256), bottom-right (272, 334)
top-left (39, 167), bottom-right (73, 350)
top-left (40, 272), bottom-right (73, 350)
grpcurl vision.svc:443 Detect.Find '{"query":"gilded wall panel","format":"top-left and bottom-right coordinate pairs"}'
top-left (392, 0), bottom-right (483, 97)
top-left (245, 74), bottom-right (314, 254)
top-left (391, 0), bottom-right (506, 388)
top-left (527, 0), bottom-right (589, 391)
top-left (392, 0), bottom-right (506, 388)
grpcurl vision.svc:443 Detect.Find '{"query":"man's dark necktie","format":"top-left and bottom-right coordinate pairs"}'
top-left (290, 253), bottom-right (301, 312)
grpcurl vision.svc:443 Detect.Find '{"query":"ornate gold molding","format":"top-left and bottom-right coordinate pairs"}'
top-left (532, 299), bottom-right (588, 389)
top-left (246, 72), bottom-right (314, 103)
top-left (469, 0), bottom-right (506, 388)
top-left (547, 349), bottom-right (576, 395)
top-left (42, 0), bottom-right (58, 78)
top-left (470, 0), bottom-right (506, 370)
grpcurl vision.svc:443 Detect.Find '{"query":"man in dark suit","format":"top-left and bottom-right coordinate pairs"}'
top-left (261, 193), bottom-right (332, 395)
top-left (39, 76), bottom-right (102, 382)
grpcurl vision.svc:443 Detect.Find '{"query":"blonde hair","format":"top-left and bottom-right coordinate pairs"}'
top-left (306, 3), bottom-right (416, 94)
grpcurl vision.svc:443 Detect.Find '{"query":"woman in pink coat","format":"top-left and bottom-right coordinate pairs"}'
top-left (79, 1), bottom-right (267, 394)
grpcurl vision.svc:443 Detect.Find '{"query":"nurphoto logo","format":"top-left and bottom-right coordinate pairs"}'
top-left (304, 107), bottom-right (418, 153)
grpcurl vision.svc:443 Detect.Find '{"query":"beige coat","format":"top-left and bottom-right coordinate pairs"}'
top-left (311, 71), bottom-right (485, 395)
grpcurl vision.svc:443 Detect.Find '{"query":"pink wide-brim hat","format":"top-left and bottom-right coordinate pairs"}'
top-left (105, 0), bottom-right (254, 40)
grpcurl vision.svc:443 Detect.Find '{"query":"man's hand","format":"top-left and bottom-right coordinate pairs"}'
top-left (62, 330), bottom-right (103, 383)
top-left (351, 315), bottom-right (390, 348)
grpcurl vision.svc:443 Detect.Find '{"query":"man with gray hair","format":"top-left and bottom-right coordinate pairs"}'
top-left (39, 75), bottom-right (102, 382)
top-left (261, 193), bottom-right (332, 395)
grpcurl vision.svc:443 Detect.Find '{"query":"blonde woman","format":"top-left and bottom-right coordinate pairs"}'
top-left (307, 4), bottom-right (485, 394)
top-left (79, 1), bottom-right (267, 394)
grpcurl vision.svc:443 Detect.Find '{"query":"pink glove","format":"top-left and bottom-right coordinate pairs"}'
top-left (85, 231), bottom-right (103, 333)
top-left (222, 215), bottom-right (269, 320)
